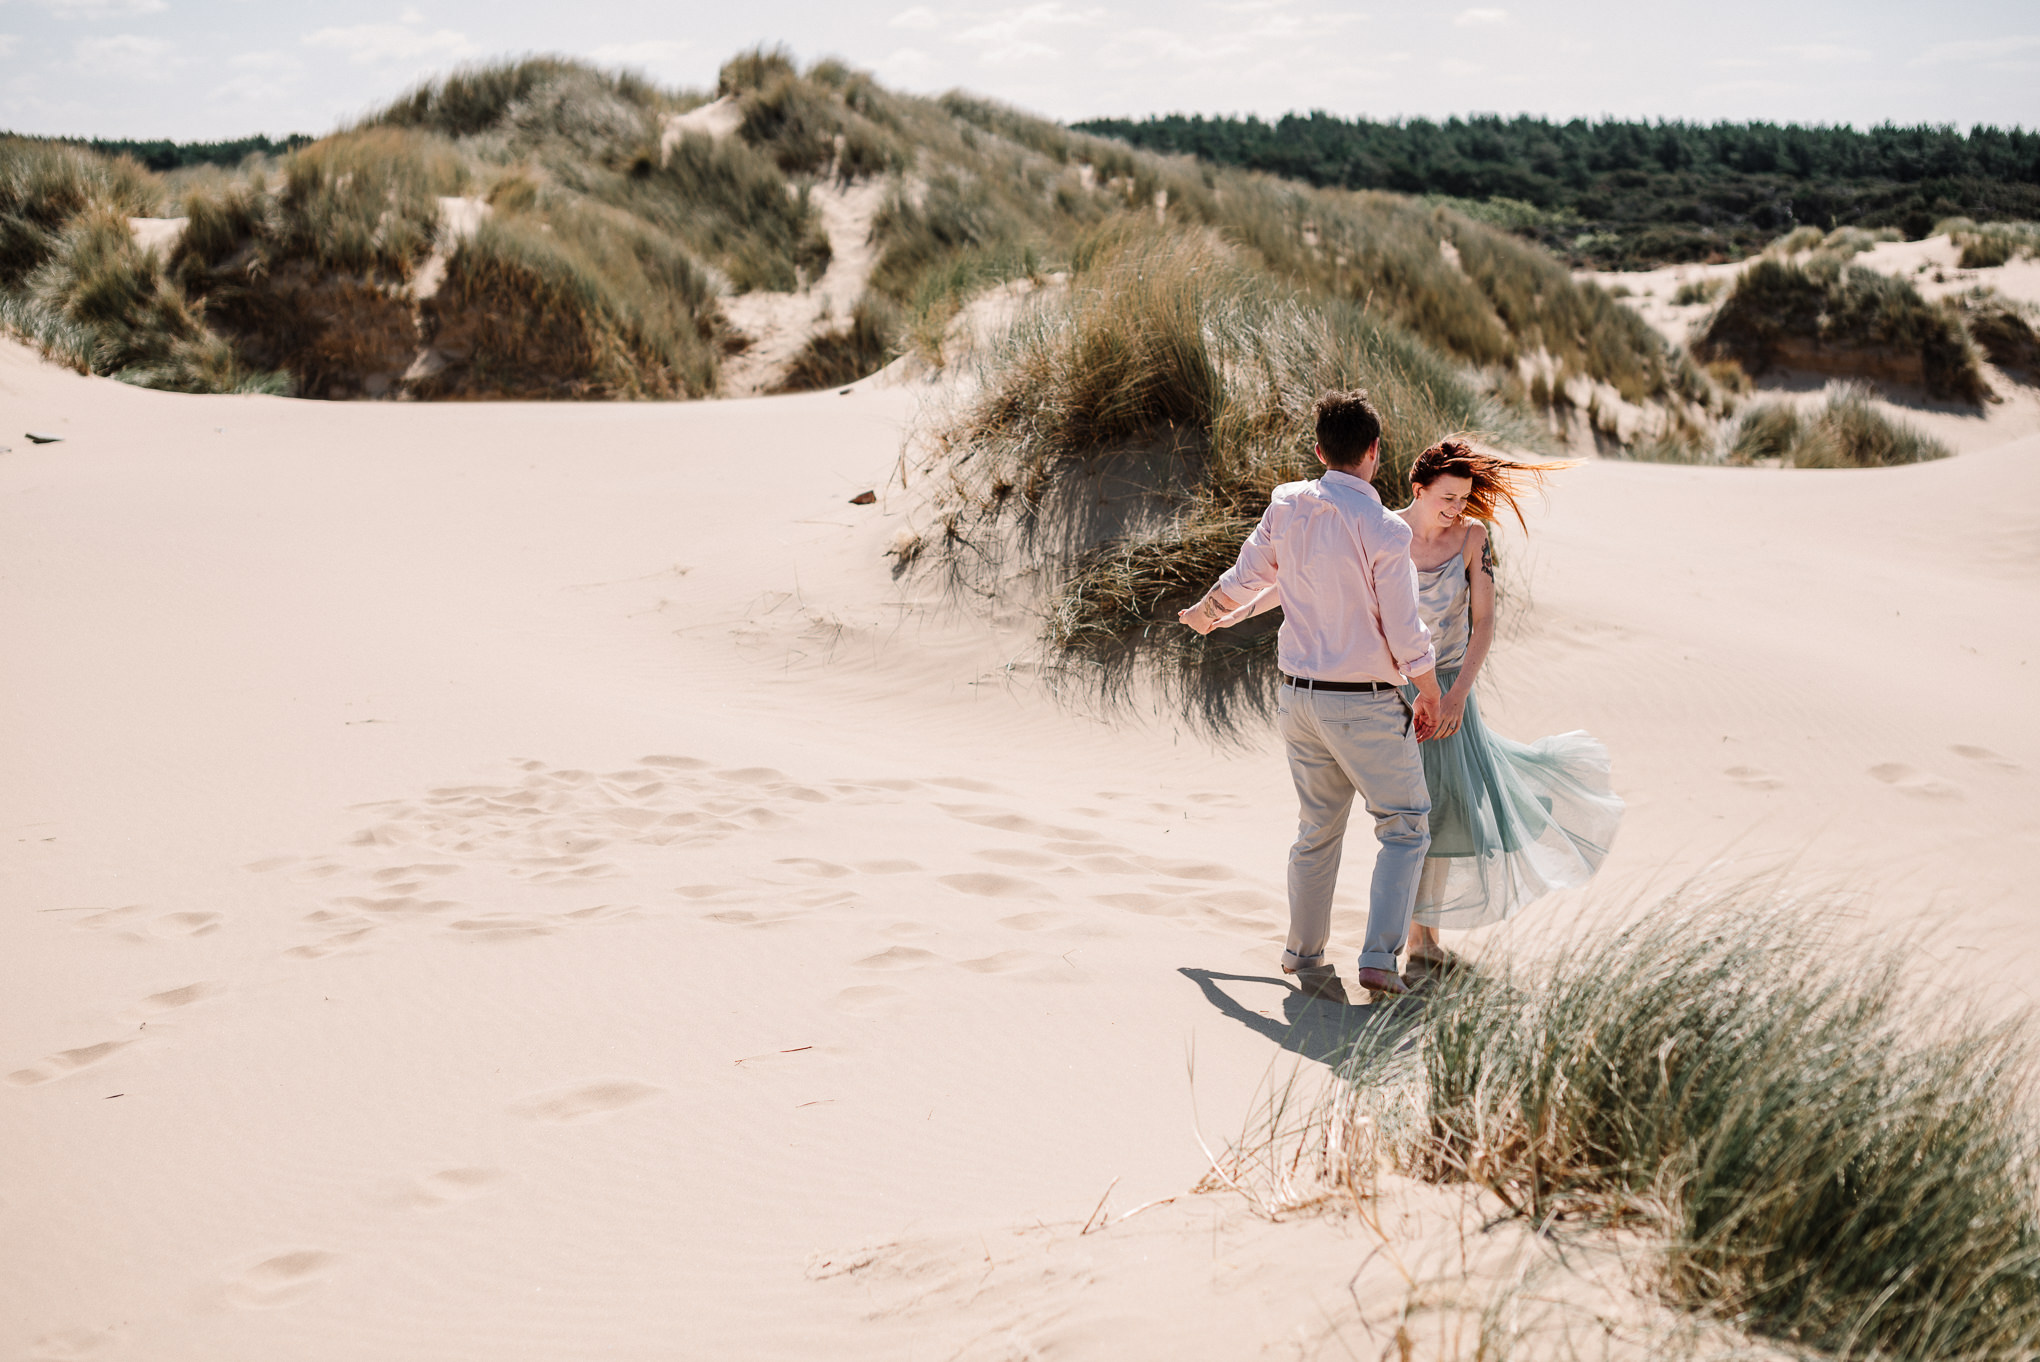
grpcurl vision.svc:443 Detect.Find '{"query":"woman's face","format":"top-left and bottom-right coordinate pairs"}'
top-left (1412, 474), bottom-right (1473, 531)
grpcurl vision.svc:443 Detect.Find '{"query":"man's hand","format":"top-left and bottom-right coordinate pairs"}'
top-left (1178, 591), bottom-right (1238, 636)
top-left (1409, 667), bottom-right (1444, 740)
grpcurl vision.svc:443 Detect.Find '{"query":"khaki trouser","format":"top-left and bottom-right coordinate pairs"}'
top-left (1276, 683), bottom-right (1432, 975)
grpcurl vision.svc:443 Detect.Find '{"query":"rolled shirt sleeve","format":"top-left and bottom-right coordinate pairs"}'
top-left (1214, 504), bottom-right (1282, 604)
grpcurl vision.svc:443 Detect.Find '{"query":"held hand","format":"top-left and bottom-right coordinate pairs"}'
top-left (1427, 691), bottom-right (1467, 741)
top-left (1411, 688), bottom-right (1442, 740)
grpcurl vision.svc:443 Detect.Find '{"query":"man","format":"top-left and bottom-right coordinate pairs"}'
top-left (1178, 390), bottom-right (1442, 1003)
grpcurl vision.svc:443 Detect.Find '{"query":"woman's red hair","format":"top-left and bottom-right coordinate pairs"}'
top-left (1409, 438), bottom-right (1569, 532)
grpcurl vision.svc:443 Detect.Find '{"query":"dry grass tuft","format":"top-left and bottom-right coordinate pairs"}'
top-left (933, 230), bottom-right (1541, 722)
top-left (1236, 889), bottom-right (2040, 1359)
top-left (1728, 383), bottom-right (1950, 468)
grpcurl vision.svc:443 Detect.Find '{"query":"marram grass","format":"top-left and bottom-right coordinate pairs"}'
top-left (1303, 892), bottom-right (2040, 1360)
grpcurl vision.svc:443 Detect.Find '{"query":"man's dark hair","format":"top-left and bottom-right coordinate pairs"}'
top-left (1315, 389), bottom-right (1383, 468)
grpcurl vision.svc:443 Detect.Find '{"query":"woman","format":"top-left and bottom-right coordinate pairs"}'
top-left (1396, 439), bottom-right (1623, 979)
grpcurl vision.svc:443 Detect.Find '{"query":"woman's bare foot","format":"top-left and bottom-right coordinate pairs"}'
top-left (1356, 966), bottom-right (1408, 997)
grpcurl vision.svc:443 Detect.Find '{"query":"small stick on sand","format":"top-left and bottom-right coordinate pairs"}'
top-left (1079, 1176), bottom-right (1121, 1235)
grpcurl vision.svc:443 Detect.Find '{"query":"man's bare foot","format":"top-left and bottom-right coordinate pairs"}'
top-left (1356, 967), bottom-right (1408, 997)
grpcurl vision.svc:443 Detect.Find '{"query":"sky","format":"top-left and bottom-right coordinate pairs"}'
top-left (0, 0), bottom-right (2034, 142)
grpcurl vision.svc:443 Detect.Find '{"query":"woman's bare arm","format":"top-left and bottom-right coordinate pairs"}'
top-left (1434, 522), bottom-right (1495, 738)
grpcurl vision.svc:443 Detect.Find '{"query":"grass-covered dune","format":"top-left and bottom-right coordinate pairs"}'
top-left (1696, 252), bottom-right (1990, 403)
top-left (2, 50), bottom-right (1682, 409)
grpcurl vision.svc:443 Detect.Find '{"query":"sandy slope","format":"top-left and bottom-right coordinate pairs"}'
top-left (3, 336), bottom-right (2036, 1361)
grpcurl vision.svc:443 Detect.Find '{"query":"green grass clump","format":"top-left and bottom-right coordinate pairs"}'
top-left (1698, 255), bottom-right (1989, 403)
top-left (773, 292), bottom-right (899, 392)
top-left (1671, 277), bottom-right (1723, 306)
top-left (420, 201), bottom-right (718, 399)
top-left (169, 128), bottom-right (465, 397)
top-left (1953, 288), bottom-right (2040, 379)
top-left (937, 231), bottom-right (1537, 715)
top-left (2, 205), bottom-right (284, 392)
top-left (1334, 894), bottom-right (2040, 1358)
top-left (1728, 383), bottom-right (1950, 467)
top-left (1951, 220), bottom-right (2040, 269)
top-left (0, 137), bottom-right (158, 286)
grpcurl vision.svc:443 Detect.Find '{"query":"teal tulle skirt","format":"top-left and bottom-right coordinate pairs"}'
top-left (1403, 666), bottom-right (1623, 929)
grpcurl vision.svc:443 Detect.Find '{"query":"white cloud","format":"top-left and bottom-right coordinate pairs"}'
top-left (1438, 56), bottom-right (1484, 75)
top-left (0, 34), bottom-right (19, 57)
top-left (27, 0), bottom-right (167, 15)
top-left (1453, 8), bottom-right (1507, 27)
top-left (74, 31), bottom-right (174, 78)
top-left (1913, 34), bottom-right (2040, 65)
top-left (952, 3), bottom-right (1106, 66)
top-left (586, 38), bottom-right (692, 72)
top-left (227, 48), bottom-right (297, 72)
top-left (1772, 43), bottom-right (1870, 64)
top-left (890, 5), bottom-right (941, 28)
top-left (877, 46), bottom-right (938, 82)
top-left (302, 17), bottom-right (471, 65)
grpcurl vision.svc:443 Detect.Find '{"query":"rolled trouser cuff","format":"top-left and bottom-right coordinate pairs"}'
top-left (1282, 949), bottom-right (1327, 972)
top-left (1356, 951), bottom-right (1401, 974)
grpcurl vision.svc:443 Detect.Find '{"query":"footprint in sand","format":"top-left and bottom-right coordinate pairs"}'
top-left (285, 926), bottom-right (377, 959)
top-left (854, 859), bottom-right (922, 874)
top-left (996, 911), bottom-right (1073, 931)
top-left (937, 873), bottom-right (1041, 898)
top-left (27, 1327), bottom-right (119, 1360)
top-left (140, 981), bottom-right (223, 1011)
top-left (1869, 763), bottom-right (1964, 799)
top-left (8, 1039), bottom-right (134, 1087)
top-left (973, 848), bottom-right (1058, 868)
top-left (1724, 764), bottom-right (1784, 789)
top-left (224, 1250), bottom-right (340, 1309)
top-left (370, 1166), bottom-right (510, 1211)
top-left (640, 754), bottom-right (710, 770)
top-left (854, 946), bottom-right (941, 969)
top-left (956, 951), bottom-right (1041, 974)
top-left (775, 857), bottom-right (854, 878)
top-left (512, 1079), bottom-right (663, 1123)
top-left (1950, 744), bottom-right (2022, 771)
top-left (444, 915), bottom-right (556, 941)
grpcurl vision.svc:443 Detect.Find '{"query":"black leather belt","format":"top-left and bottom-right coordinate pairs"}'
top-left (1282, 675), bottom-right (1399, 692)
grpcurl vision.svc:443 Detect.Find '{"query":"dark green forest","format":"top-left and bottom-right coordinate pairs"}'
top-left (4, 133), bottom-right (315, 173)
top-left (1073, 113), bottom-right (2040, 266)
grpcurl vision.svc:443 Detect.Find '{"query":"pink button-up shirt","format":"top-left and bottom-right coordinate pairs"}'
top-left (1213, 469), bottom-right (1436, 683)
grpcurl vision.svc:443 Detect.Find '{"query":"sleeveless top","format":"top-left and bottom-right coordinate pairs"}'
top-left (1415, 548), bottom-right (1472, 672)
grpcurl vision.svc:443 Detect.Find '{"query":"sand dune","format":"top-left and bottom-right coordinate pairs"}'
top-left (3, 332), bottom-right (2036, 1358)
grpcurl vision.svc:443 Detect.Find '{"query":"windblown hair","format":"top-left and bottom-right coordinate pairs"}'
top-left (1409, 437), bottom-right (1568, 531)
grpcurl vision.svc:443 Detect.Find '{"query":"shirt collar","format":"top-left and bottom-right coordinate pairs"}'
top-left (1321, 468), bottom-right (1383, 502)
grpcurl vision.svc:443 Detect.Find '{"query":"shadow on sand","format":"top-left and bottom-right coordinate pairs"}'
top-left (1178, 967), bottom-right (1427, 1067)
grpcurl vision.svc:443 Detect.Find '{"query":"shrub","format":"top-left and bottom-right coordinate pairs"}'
top-left (1697, 255), bottom-right (1989, 403)
top-left (1768, 224), bottom-right (1826, 254)
top-left (0, 136), bottom-right (157, 287)
top-left (1953, 288), bottom-right (2040, 378)
top-left (2, 205), bottom-right (284, 392)
top-left (370, 58), bottom-right (662, 144)
top-left (1728, 383), bottom-right (1950, 467)
top-left (936, 233), bottom-right (1540, 713)
top-left (1324, 893), bottom-right (2040, 1358)
top-left (1670, 277), bottom-right (1723, 306)
top-left (1948, 220), bottom-right (2040, 269)
top-left (419, 202), bottom-right (718, 399)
